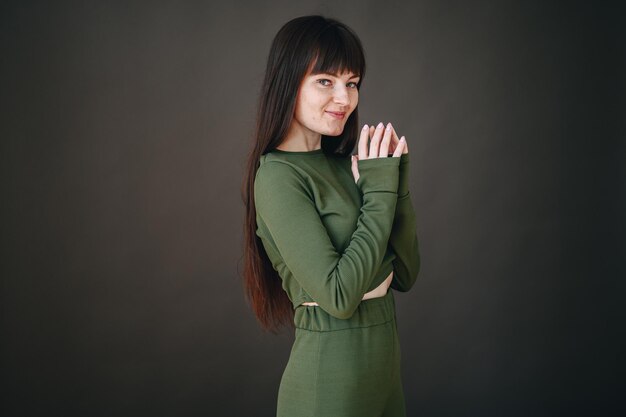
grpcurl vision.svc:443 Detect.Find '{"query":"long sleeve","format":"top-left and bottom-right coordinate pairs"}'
top-left (254, 156), bottom-right (400, 320)
top-left (389, 153), bottom-right (421, 292)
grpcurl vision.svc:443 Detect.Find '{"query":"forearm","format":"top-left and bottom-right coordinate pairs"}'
top-left (362, 270), bottom-right (393, 300)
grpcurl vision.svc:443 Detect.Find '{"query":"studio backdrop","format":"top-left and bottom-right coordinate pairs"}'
top-left (1, 1), bottom-right (623, 417)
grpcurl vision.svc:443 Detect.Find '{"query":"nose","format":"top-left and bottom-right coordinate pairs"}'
top-left (333, 84), bottom-right (350, 105)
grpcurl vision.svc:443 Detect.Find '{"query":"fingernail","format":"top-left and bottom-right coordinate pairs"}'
top-left (400, 136), bottom-right (405, 141)
top-left (386, 123), bottom-right (392, 131)
top-left (377, 122), bottom-right (383, 129)
top-left (362, 124), bottom-right (368, 130)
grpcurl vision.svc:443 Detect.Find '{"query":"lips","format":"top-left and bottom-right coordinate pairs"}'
top-left (326, 111), bottom-right (346, 119)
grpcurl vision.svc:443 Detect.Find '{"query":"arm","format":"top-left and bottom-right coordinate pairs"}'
top-left (389, 153), bottom-right (421, 292)
top-left (254, 157), bottom-right (400, 320)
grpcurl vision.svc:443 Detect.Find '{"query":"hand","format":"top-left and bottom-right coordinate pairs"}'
top-left (351, 122), bottom-right (407, 183)
top-left (370, 123), bottom-right (408, 156)
top-left (361, 270), bottom-right (394, 300)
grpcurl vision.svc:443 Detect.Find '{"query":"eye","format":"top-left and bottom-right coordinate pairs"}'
top-left (317, 79), bottom-right (359, 89)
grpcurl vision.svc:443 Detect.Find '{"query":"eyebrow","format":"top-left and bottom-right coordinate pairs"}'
top-left (315, 73), bottom-right (361, 81)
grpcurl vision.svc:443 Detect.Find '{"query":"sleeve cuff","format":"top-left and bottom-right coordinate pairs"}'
top-left (398, 153), bottom-right (410, 196)
top-left (356, 157), bottom-right (400, 193)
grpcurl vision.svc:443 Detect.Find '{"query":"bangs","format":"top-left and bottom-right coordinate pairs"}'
top-left (307, 25), bottom-right (365, 79)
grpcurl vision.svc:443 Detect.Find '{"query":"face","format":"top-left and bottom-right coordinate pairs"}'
top-left (291, 68), bottom-right (360, 137)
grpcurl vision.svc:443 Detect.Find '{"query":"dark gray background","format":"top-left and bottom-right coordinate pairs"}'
top-left (2, 1), bottom-right (624, 416)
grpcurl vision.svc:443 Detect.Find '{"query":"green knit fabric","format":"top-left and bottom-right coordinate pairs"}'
top-left (254, 149), bottom-right (420, 320)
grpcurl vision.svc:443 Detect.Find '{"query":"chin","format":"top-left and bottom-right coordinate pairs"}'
top-left (325, 127), bottom-right (345, 137)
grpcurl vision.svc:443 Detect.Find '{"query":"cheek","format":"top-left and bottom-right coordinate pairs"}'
top-left (348, 98), bottom-right (358, 114)
top-left (302, 97), bottom-right (325, 117)
top-left (345, 91), bottom-right (358, 110)
top-left (298, 98), bottom-right (316, 116)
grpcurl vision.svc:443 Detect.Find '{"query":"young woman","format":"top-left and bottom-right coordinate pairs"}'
top-left (242, 15), bottom-right (421, 417)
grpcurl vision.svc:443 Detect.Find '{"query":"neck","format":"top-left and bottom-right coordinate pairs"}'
top-left (278, 121), bottom-right (321, 151)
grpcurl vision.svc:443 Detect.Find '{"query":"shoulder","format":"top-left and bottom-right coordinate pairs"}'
top-left (254, 159), bottom-right (313, 202)
top-left (255, 159), bottom-right (305, 185)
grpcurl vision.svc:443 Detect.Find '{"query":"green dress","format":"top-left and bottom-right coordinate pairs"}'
top-left (255, 147), bottom-right (420, 417)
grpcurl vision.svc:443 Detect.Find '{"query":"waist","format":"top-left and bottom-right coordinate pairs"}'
top-left (294, 289), bottom-right (396, 331)
top-left (300, 269), bottom-right (394, 307)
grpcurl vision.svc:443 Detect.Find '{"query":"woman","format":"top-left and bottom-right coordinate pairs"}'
top-left (242, 15), bottom-right (420, 417)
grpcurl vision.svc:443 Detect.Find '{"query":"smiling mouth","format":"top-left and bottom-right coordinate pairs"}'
top-left (326, 111), bottom-right (346, 119)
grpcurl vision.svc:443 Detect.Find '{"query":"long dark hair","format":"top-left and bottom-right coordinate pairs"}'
top-left (241, 15), bottom-right (367, 333)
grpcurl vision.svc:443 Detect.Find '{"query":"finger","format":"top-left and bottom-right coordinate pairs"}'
top-left (379, 122), bottom-right (393, 157)
top-left (369, 122), bottom-right (384, 159)
top-left (369, 126), bottom-right (376, 152)
top-left (390, 125), bottom-right (400, 153)
top-left (392, 137), bottom-right (406, 157)
top-left (358, 124), bottom-right (369, 160)
top-left (401, 135), bottom-right (409, 154)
